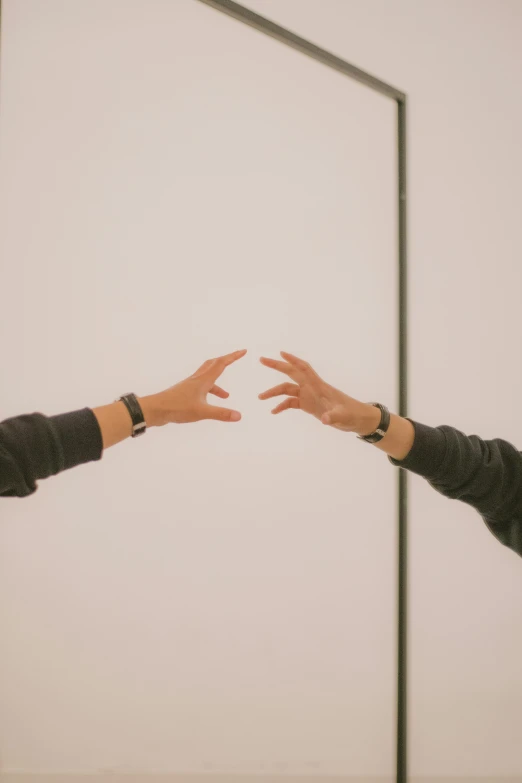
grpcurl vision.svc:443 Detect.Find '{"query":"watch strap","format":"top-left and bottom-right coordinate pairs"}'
top-left (356, 402), bottom-right (390, 443)
top-left (118, 393), bottom-right (147, 438)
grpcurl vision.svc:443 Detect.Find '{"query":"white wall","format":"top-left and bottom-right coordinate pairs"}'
top-left (1, 0), bottom-right (522, 781)
top-left (0, 0), bottom-right (399, 779)
top-left (241, 0), bottom-right (522, 779)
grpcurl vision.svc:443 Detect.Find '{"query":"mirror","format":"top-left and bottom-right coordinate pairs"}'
top-left (0, 0), bottom-right (398, 777)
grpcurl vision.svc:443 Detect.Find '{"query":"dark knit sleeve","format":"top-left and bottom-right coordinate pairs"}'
top-left (0, 408), bottom-right (103, 498)
top-left (388, 418), bottom-right (522, 557)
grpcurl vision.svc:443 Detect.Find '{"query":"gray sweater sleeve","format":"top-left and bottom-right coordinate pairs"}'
top-left (2, 407), bottom-right (522, 558)
top-left (0, 409), bottom-right (103, 498)
top-left (389, 419), bottom-right (522, 556)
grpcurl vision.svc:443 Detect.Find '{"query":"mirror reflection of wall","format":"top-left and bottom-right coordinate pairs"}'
top-left (1, 0), bottom-right (397, 778)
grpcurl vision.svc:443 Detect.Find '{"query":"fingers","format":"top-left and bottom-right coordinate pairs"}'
top-left (259, 356), bottom-right (296, 378)
top-left (219, 348), bottom-right (248, 368)
top-left (271, 397), bottom-right (300, 415)
top-left (280, 350), bottom-right (308, 368)
top-left (192, 359), bottom-right (213, 377)
top-left (205, 349), bottom-right (247, 382)
top-left (202, 405), bottom-right (242, 423)
top-left (258, 382), bottom-right (300, 400)
top-left (280, 351), bottom-right (316, 375)
top-left (210, 385), bottom-right (229, 399)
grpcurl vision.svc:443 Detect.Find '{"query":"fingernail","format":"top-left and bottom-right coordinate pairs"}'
top-left (230, 411), bottom-right (241, 422)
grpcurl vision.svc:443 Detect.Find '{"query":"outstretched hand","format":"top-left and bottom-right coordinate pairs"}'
top-left (147, 349), bottom-right (247, 425)
top-left (259, 351), bottom-right (367, 432)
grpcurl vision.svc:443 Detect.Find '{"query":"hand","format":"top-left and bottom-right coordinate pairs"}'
top-left (259, 351), bottom-right (373, 433)
top-left (141, 349), bottom-right (247, 426)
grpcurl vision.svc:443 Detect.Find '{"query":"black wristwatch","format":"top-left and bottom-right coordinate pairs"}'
top-left (118, 393), bottom-right (147, 437)
top-left (356, 402), bottom-right (390, 444)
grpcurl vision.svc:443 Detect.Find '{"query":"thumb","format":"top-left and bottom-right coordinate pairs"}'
top-left (321, 405), bottom-right (350, 428)
top-left (203, 405), bottom-right (242, 423)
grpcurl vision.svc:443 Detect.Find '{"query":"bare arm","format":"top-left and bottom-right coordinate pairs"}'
top-left (259, 350), bottom-right (415, 461)
top-left (1, 350), bottom-right (246, 497)
top-left (258, 350), bottom-right (522, 559)
top-left (92, 349), bottom-right (246, 449)
top-left (353, 404), bottom-right (416, 461)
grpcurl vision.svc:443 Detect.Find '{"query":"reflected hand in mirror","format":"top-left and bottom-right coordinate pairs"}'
top-left (0, 349), bottom-right (248, 498)
top-left (140, 349), bottom-right (248, 427)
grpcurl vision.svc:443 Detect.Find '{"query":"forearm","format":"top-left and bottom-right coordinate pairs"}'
top-left (1, 351), bottom-right (245, 498)
top-left (352, 401), bottom-right (522, 558)
top-left (1, 409), bottom-right (104, 498)
top-left (354, 403), bottom-right (416, 461)
top-left (92, 394), bottom-right (160, 450)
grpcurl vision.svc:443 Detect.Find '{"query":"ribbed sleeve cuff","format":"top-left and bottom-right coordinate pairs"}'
top-left (49, 408), bottom-right (103, 471)
top-left (387, 418), bottom-right (449, 479)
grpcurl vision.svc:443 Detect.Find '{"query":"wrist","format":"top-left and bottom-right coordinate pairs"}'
top-left (353, 402), bottom-right (382, 436)
top-left (137, 394), bottom-right (164, 428)
top-left (354, 403), bottom-right (416, 461)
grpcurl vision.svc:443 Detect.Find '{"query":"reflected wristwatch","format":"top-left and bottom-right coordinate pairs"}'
top-left (118, 393), bottom-right (147, 438)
